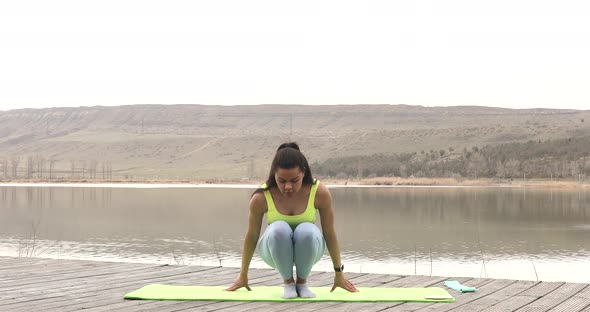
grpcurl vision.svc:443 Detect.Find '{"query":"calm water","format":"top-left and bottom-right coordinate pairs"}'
top-left (1, 184), bottom-right (589, 283)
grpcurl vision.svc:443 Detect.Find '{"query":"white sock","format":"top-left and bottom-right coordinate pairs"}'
top-left (282, 282), bottom-right (298, 299)
top-left (296, 283), bottom-right (316, 298)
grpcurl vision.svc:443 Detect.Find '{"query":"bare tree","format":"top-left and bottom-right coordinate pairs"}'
top-left (10, 156), bottom-right (20, 178)
top-left (570, 160), bottom-right (580, 179)
top-left (70, 160), bottom-right (76, 179)
top-left (90, 160), bottom-right (97, 179)
top-left (467, 153), bottom-right (485, 179)
top-left (1, 158), bottom-right (7, 179)
top-left (26, 156), bottom-right (34, 179)
top-left (49, 158), bottom-right (57, 180)
top-left (495, 160), bottom-right (506, 178)
top-left (35, 155), bottom-right (45, 179)
top-left (104, 161), bottom-right (112, 180)
top-left (80, 160), bottom-right (87, 179)
top-left (504, 159), bottom-right (521, 178)
top-left (356, 159), bottom-right (363, 179)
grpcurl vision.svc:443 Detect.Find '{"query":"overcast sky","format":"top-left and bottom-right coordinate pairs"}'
top-left (1, 0), bottom-right (589, 111)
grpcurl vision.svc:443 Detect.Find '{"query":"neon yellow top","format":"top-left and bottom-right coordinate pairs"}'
top-left (262, 180), bottom-right (320, 230)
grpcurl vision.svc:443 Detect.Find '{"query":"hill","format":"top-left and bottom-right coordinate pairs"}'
top-left (0, 104), bottom-right (589, 181)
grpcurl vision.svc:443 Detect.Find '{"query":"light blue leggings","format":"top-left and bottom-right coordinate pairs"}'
top-left (257, 221), bottom-right (326, 280)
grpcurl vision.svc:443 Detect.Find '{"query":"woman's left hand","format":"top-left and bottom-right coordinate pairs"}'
top-left (330, 273), bottom-right (359, 292)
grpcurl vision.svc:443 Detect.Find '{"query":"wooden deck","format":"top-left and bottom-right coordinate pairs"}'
top-left (0, 256), bottom-right (589, 311)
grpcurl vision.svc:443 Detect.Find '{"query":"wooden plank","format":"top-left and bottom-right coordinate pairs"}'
top-left (7, 267), bottom-right (242, 312)
top-left (413, 278), bottom-right (517, 312)
top-left (480, 295), bottom-right (540, 312)
top-left (16, 266), bottom-right (237, 311)
top-left (259, 275), bottom-right (449, 312)
top-left (218, 271), bottom-right (375, 312)
top-left (330, 275), bottom-right (468, 312)
top-left (0, 264), bottom-right (193, 299)
top-left (344, 273), bottom-right (398, 286)
top-left (550, 297), bottom-right (590, 312)
top-left (0, 257), bottom-right (115, 270)
top-left (576, 286), bottom-right (590, 299)
top-left (0, 265), bottom-right (223, 309)
top-left (549, 285), bottom-right (590, 312)
top-left (0, 256), bottom-right (50, 265)
top-left (0, 262), bottom-right (162, 296)
top-left (1, 258), bottom-right (590, 312)
top-left (515, 283), bottom-right (586, 312)
top-left (0, 260), bottom-right (149, 283)
top-left (362, 275), bottom-right (452, 311)
top-left (77, 268), bottom-right (280, 312)
top-left (287, 275), bottom-right (436, 312)
top-left (240, 271), bottom-right (405, 312)
top-left (0, 260), bottom-right (122, 280)
top-left (449, 280), bottom-right (540, 312)
top-left (519, 282), bottom-right (565, 298)
top-left (0, 259), bottom-right (92, 276)
top-left (479, 282), bottom-right (570, 312)
top-left (63, 267), bottom-right (274, 312)
top-left (0, 267), bottom-right (195, 309)
top-left (128, 268), bottom-right (289, 312)
top-left (0, 262), bottom-right (152, 289)
top-left (312, 273), bottom-right (416, 312)
top-left (307, 271), bottom-right (342, 286)
top-left (380, 277), bottom-right (480, 312)
top-left (167, 301), bottom-right (250, 312)
top-left (237, 272), bottom-right (402, 312)
top-left (0, 258), bottom-right (58, 271)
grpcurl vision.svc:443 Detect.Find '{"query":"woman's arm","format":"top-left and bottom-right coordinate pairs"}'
top-left (316, 183), bottom-right (358, 292)
top-left (225, 192), bottom-right (265, 291)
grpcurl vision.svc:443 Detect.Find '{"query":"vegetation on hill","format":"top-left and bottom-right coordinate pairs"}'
top-left (313, 136), bottom-right (590, 180)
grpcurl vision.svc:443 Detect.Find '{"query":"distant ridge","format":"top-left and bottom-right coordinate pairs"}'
top-left (0, 104), bottom-right (588, 180)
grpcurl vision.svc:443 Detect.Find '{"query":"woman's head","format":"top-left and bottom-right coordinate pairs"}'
top-left (261, 142), bottom-right (314, 195)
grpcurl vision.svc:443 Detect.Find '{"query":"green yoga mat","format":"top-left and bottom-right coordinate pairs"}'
top-left (124, 284), bottom-right (455, 302)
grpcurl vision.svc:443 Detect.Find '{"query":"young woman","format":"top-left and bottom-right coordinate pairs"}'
top-left (225, 142), bottom-right (358, 298)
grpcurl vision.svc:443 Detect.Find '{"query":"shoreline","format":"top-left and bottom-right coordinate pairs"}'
top-left (0, 177), bottom-right (588, 188)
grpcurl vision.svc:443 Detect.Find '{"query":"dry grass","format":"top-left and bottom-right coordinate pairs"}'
top-left (322, 177), bottom-right (588, 188)
top-left (2, 177), bottom-right (588, 188)
top-left (321, 177), bottom-right (499, 186)
top-left (510, 180), bottom-right (587, 188)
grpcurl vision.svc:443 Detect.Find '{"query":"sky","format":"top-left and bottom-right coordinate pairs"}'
top-left (1, 0), bottom-right (589, 111)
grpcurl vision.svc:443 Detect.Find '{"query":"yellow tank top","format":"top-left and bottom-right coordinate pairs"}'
top-left (263, 180), bottom-right (320, 230)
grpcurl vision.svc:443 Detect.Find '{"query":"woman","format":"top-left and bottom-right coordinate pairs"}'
top-left (225, 142), bottom-right (358, 298)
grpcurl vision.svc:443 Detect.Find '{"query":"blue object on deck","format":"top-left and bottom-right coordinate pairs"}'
top-left (443, 281), bottom-right (477, 293)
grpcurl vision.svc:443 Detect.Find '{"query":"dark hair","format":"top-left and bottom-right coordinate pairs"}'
top-left (253, 142), bottom-right (315, 195)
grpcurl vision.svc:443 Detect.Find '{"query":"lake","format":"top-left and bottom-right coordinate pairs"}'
top-left (1, 184), bottom-right (589, 283)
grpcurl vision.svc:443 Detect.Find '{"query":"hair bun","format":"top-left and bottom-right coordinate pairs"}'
top-left (277, 142), bottom-right (300, 151)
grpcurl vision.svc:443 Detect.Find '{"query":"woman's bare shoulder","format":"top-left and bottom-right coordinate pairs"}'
top-left (316, 181), bottom-right (331, 195)
top-left (315, 182), bottom-right (332, 208)
top-left (250, 191), bottom-right (268, 214)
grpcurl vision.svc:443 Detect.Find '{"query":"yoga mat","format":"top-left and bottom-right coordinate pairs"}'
top-left (124, 284), bottom-right (455, 302)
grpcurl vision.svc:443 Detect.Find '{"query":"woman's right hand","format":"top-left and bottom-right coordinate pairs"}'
top-left (224, 274), bottom-right (251, 291)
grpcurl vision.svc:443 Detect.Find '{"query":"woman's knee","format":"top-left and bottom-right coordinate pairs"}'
top-left (293, 222), bottom-right (322, 242)
top-left (266, 221), bottom-right (293, 242)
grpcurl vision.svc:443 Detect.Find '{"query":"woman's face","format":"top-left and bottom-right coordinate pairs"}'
top-left (274, 167), bottom-right (304, 197)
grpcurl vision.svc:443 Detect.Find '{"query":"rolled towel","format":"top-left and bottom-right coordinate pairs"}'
top-left (443, 280), bottom-right (476, 293)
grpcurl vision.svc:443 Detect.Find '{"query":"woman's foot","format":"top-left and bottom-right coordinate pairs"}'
top-left (282, 282), bottom-right (298, 299)
top-left (296, 283), bottom-right (316, 298)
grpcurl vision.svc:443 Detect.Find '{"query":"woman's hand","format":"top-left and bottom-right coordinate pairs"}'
top-left (224, 274), bottom-right (251, 291)
top-left (330, 273), bottom-right (359, 292)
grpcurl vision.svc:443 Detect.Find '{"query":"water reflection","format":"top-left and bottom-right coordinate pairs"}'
top-left (0, 185), bottom-right (588, 283)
